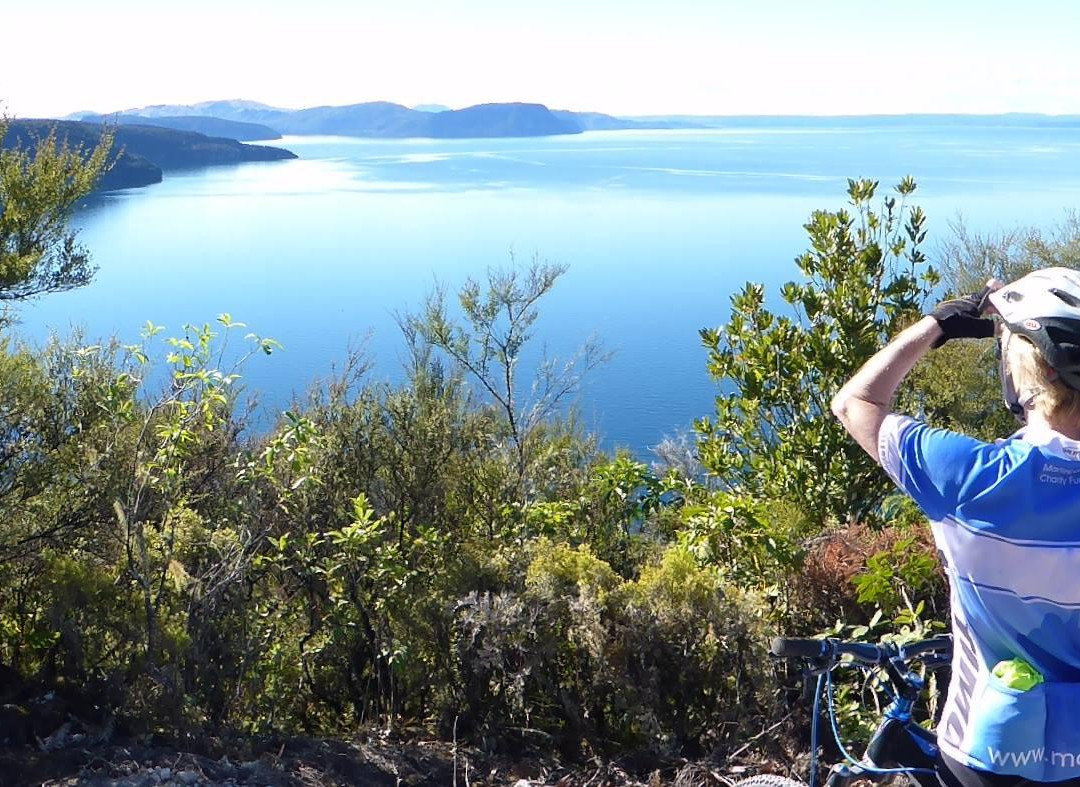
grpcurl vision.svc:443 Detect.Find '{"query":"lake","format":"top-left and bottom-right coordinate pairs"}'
top-left (17, 123), bottom-right (1080, 455)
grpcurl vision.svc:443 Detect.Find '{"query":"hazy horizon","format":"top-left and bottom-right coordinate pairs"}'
top-left (4, 0), bottom-right (1080, 120)
top-left (43, 97), bottom-right (1080, 123)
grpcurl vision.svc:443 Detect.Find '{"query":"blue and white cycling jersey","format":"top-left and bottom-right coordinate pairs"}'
top-left (880, 414), bottom-right (1080, 781)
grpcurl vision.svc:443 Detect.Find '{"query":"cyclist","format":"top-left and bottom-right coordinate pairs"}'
top-left (831, 267), bottom-right (1080, 787)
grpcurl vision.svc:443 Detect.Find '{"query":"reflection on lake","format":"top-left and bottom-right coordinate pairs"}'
top-left (19, 125), bottom-right (1080, 454)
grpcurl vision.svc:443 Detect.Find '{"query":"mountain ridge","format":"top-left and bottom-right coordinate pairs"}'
top-left (82, 99), bottom-right (698, 138)
top-left (2, 120), bottom-right (297, 190)
top-left (67, 101), bottom-right (1080, 139)
top-left (78, 114), bottom-right (282, 141)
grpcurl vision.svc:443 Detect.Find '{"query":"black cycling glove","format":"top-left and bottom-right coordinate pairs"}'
top-left (929, 287), bottom-right (995, 347)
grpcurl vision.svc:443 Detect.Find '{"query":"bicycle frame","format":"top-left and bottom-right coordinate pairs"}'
top-left (771, 635), bottom-right (952, 787)
top-left (825, 713), bottom-right (938, 787)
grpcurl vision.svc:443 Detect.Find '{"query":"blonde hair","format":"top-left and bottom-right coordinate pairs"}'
top-left (1007, 332), bottom-right (1080, 425)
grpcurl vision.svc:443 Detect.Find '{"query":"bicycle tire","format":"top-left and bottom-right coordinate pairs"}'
top-left (730, 776), bottom-right (807, 787)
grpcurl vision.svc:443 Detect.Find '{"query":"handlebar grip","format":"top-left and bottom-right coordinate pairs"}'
top-left (899, 636), bottom-right (953, 659)
top-left (838, 642), bottom-right (885, 664)
top-left (771, 637), bottom-right (829, 659)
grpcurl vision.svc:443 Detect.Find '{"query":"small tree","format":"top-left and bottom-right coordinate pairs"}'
top-left (406, 258), bottom-right (608, 495)
top-left (114, 315), bottom-right (279, 665)
top-left (697, 178), bottom-right (937, 529)
top-left (0, 119), bottom-right (113, 302)
top-left (937, 213), bottom-right (1080, 294)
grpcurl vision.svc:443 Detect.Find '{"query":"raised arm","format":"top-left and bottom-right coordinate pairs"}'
top-left (831, 286), bottom-right (998, 462)
top-left (830, 317), bottom-right (942, 461)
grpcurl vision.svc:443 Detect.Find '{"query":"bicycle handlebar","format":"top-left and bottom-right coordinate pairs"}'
top-left (771, 637), bottom-right (827, 659)
top-left (771, 636), bottom-right (883, 664)
top-left (771, 635), bottom-right (952, 666)
top-left (898, 636), bottom-right (952, 660)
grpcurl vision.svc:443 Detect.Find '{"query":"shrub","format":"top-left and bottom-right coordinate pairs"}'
top-left (787, 518), bottom-right (945, 632)
top-left (697, 178), bottom-right (937, 529)
top-left (454, 541), bottom-right (773, 756)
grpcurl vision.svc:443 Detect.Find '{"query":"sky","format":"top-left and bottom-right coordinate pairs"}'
top-left (4, 0), bottom-right (1080, 118)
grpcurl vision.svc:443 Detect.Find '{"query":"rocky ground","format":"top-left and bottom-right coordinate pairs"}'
top-left (0, 680), bottom-right (796, 786)
top-left (0, 733), bottom-right (785, 786)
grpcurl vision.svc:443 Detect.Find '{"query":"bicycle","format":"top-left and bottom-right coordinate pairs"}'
top-left (732, 634), bottom-right (953, 787)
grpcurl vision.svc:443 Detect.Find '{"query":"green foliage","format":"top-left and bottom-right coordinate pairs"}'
top-left (241, 491), bottom-right (450, 730)
top-left (678, 491), bottom-right (803, 586)
top-left (5, 171), bottom-right (1055, 760)
top-left (853, 534), bottom-right (942, 610)
top-left (0, 315), bottom-right (282, 732)
top-left (818, 602), bottom-right (947, 744)
top-left (0, 120), bottom-right (114, 302)
top-left (697, 178), bottom-right (938, 528)
top-left (525, 539), bottom-right (619, 599)
top-left (406, 258), bottom-right (609, 491)
top-left (938, 213), bottom-right (1080, 295)
top-left (114, 316), bottom-right (277, 668)
top-left (456, 542), bottom-right (772, 754)
top-left (523, 453), bottom-right (675, 576)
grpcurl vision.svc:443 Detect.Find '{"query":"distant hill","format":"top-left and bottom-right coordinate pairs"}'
top-left (4, 121), bottom-right (162, 190)
top-left (278, 102), bottom-right (420, 136)
top-left (427, 103), bottom-right (579, 137)
top-left (107, 99), bottom-right (706, 138)
top-left (124, 99), bottom-right (285, 122)
top-left (550, 110), bottom-right (705, 131)
top-left (81, 114), bottom-right (281, 141)
top-left (3, 120), bottom-right (297, 190)
top-left (113, 100), bottom-right (584, 138)
top-left (75, 102), bottom-right (1080, 140)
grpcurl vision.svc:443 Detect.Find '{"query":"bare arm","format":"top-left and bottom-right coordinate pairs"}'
top-left (830, 316), bottom-right (943, 462)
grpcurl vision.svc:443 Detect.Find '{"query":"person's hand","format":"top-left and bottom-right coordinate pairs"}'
top-left (929, 279), bottom-right (1002, 348)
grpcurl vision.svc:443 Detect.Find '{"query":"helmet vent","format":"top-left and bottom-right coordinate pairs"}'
top-left (1051, 287), bottom-right (1080, 308)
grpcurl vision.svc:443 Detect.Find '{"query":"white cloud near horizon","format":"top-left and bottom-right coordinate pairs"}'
top-left (4, 0), bottom-right (1080, 118)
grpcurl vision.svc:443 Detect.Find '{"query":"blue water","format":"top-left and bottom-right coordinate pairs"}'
top-left (16, 124), bottom-right (1080, 454)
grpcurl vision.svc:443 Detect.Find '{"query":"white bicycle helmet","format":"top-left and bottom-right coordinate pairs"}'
top-left (988, 267), bottom-right (1080, 419)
